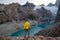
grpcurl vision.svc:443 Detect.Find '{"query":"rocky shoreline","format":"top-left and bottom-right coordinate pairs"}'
top-left (0, 36), bottom-right (60, 40)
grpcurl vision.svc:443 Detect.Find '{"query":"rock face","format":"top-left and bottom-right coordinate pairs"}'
top-left (55, 4), bottom-right (60, 23)
top-left (35, 4), bottom-right (60, 37)
top-left (55, 0), bottom-right (60, 7)
top-left (36, 7), bottom-right (52, 22)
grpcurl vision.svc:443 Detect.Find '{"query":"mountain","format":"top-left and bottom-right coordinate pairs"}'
top-left (0, 2), bottom-right (58, 24)
top-left (36, 7), bottom-right (52, 22)
top-left (47, 3), bottom-right (55, 7)
top-left (40, 4), bottom-right (45, 6)
top-left (0, 3), bottom-right (22, 23)
top-left (34, 6), bottom-right (58, 15)
top-left (35, 4), bottom-right (60, 37)
top-left (34, 5), bottom-right (58, 23)
top-left (0, 3), bottom-right (39, 24)
top-left (22, 2), bottom-right (35, 9)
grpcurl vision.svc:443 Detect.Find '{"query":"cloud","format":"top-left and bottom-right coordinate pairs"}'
top-left (0, 0), bottom-right (56, 5)
top-left (29, 0), bottom-right (56, 5)
top-left (0, 0), bottom-right (29, 5)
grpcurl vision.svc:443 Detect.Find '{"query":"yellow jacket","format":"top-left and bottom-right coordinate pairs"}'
top-left (24, 21), bottom-right (30, 30)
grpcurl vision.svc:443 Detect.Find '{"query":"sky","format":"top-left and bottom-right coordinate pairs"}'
top-left (0, 0), bottom-right (56, 6)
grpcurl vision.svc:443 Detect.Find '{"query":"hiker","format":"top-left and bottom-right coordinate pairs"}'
top-left (24, 19), bottom-right (30, 38)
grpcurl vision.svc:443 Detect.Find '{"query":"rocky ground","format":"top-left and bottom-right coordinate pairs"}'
top-left (0, 36), bottom-right (60, 40)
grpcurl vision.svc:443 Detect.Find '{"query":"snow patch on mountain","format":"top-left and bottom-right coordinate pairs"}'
top-left (44, 6), bottom-right (58, 15)
top-left (34, 6), bottom-right (58, 15)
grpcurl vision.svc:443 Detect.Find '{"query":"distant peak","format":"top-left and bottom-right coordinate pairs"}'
top-left (26, 1), bottom-right (29, 4)
top-left (22, 2), bottom-right (35, 9)
top-left (24, 1), bottom-right (35, 6)
top-left (47, 2), bottom-right (55, 7)
top-left (40, 4), bottom-right (45, 6)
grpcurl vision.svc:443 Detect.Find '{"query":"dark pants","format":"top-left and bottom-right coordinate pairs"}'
top-left (24, 29), bottom-right (30, 38)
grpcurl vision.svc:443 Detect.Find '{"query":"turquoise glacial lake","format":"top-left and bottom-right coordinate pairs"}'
top-left (11, 22), bottom-right (51, 37)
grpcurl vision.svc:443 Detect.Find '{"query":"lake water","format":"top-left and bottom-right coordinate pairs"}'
top-left (10, 22), bottom-right (51, 37)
